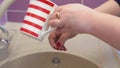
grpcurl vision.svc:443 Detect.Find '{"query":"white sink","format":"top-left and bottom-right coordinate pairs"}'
top-left (0, 52), bottom-right (99, 68)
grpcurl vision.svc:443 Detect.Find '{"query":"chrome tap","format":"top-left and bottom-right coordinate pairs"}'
top-left (0, 0), bottom-right (15, 63)
top-left (0, 25), bottom-right (9, 36)
top-left (0, 0), bottom-right (15, 19)
top-left (0, 0), bottom-right (15, 47)
top-left (0, 25), bottom-right (9, 63)
top-left (0, 25), bottom-right (9, 49)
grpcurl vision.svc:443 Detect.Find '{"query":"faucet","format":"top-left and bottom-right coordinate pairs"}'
top-left (0, 0), bottom-right (15, 63)
top-left (0, 0), bottom-right (15, 38)
top-left (0, 0), bottom-right (15, 45)
top-left (0, 0), bottom-right (15, 19)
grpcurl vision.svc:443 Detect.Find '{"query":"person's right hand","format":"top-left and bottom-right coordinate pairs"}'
top-left (48, 4), bottom-right (96, 50)
top-left (48, 28), bottom-right (77, 51)
top-left (48, 4), bottom-right (95, 34)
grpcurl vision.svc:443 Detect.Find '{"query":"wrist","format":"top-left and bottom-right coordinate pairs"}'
top-left (87, 11), bottom-right (108, 36)
top-left (79, 10), bottom-right (98, 35)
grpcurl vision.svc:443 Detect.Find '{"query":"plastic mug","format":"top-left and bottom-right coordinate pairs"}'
top-left (20, 0), bottom-right (57, 41)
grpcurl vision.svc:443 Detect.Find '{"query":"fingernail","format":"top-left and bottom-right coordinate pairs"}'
top-left (56, 42), bottom-right (62, 48)
top-left (56, 42), bottom-right (67, 51)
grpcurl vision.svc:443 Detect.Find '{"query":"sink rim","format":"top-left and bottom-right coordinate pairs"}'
top-left (0, 51), bottom-right (100, 68)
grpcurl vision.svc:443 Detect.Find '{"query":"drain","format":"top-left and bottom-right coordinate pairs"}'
top-left (0, 39), bottom-right (9, 49)
top-left (52, 57), bottom-right (61, 65)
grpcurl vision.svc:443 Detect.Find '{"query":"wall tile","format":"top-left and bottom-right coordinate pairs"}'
top-left (0, 14), bottom-right (7, 25)
top-left (0, 0), bottom-right (3, 2)
top-left (0, 0), bottom-right (7, 25)
top-left (7, 0), bottom-right (106, 22)
top-left (7, 12), bottom-right (26, 22)
top-left (51, 0), bottom-right (81, 5)
top-left (84, 0), bottom-right (106, 8)
top-left (7, 0), bottom-right (82, 22)
top-left (8, 0), bottom-right (29, 11)
top-left (7, 0), bottom-right (29, 22)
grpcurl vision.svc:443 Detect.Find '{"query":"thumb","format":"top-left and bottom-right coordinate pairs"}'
top-left (48, 19), bottom-right (60, 27)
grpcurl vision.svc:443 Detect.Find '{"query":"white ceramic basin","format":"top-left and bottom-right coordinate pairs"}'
top-left (0, 52), bottom-right (99, 68)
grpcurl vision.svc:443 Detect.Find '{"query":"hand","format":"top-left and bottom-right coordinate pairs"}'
top-left (48, 4), bottom-right (95, 50)
top-left (48, 28), bottom-right (77, 51)
top-left (48, 4), bottom-right (95, 34)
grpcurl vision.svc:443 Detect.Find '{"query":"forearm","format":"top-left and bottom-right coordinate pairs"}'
top-left (95, 0), bottom-right (120, 16)
top-left (89, 11), bottom-right (120, 50)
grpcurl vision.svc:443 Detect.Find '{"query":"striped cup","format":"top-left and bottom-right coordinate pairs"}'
top-left (20, 0), bottom-right (57, 41)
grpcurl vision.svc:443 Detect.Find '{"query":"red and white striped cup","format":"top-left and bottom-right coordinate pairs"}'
top-left (20, 0), bottom-right (57, 40)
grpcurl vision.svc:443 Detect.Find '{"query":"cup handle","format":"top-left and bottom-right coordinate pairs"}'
top-left (38, 5), bottom-right (57, 41)
top-left (39, 25), bottom-right (56, 41)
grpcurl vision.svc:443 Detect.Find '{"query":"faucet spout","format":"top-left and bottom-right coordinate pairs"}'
top-left (0, 25), bottom-right (9, 36)
top-left (0, 0), bottom-right (15, 19)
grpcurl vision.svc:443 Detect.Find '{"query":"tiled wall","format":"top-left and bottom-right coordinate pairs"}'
top-left (1, 0), bottom-right (106, 24)
top-left (0, 0), bottom-right (7, 25)
top-left (7, 0), bottom-right (29, 22)
top-left (84, 0), bottom-right (106, 8)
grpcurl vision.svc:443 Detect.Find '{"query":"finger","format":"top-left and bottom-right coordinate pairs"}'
top-left (48, 31), bottom-right (58, 50)
top-left (49, 6), bottom-right (63, 21)
top-left (56, 32), bottom-right (77, 51)
top-left (55, 33), bottom-right (69, 50)
top-left (48, 31), bottom-right (61, 50)
top-left (55, 42), bottom-right (66, 51)
top-left (54, 6), bottom-right (64, 12)
top-left (49, 11), bottom-right (61, 21)
top-left (54, 4), bottom-right (72, 12)
top-left (48, 19), bottom-right (60, 27)
top-left (49, 4), bottom-right (73, 22)
top-left (55, 26), bottom-right (69, 35)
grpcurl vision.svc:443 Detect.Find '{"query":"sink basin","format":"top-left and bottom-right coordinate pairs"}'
top-left (0, 52), bottom-right (99, 68)
top-left (0, 22), bottom-right (119, 68)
